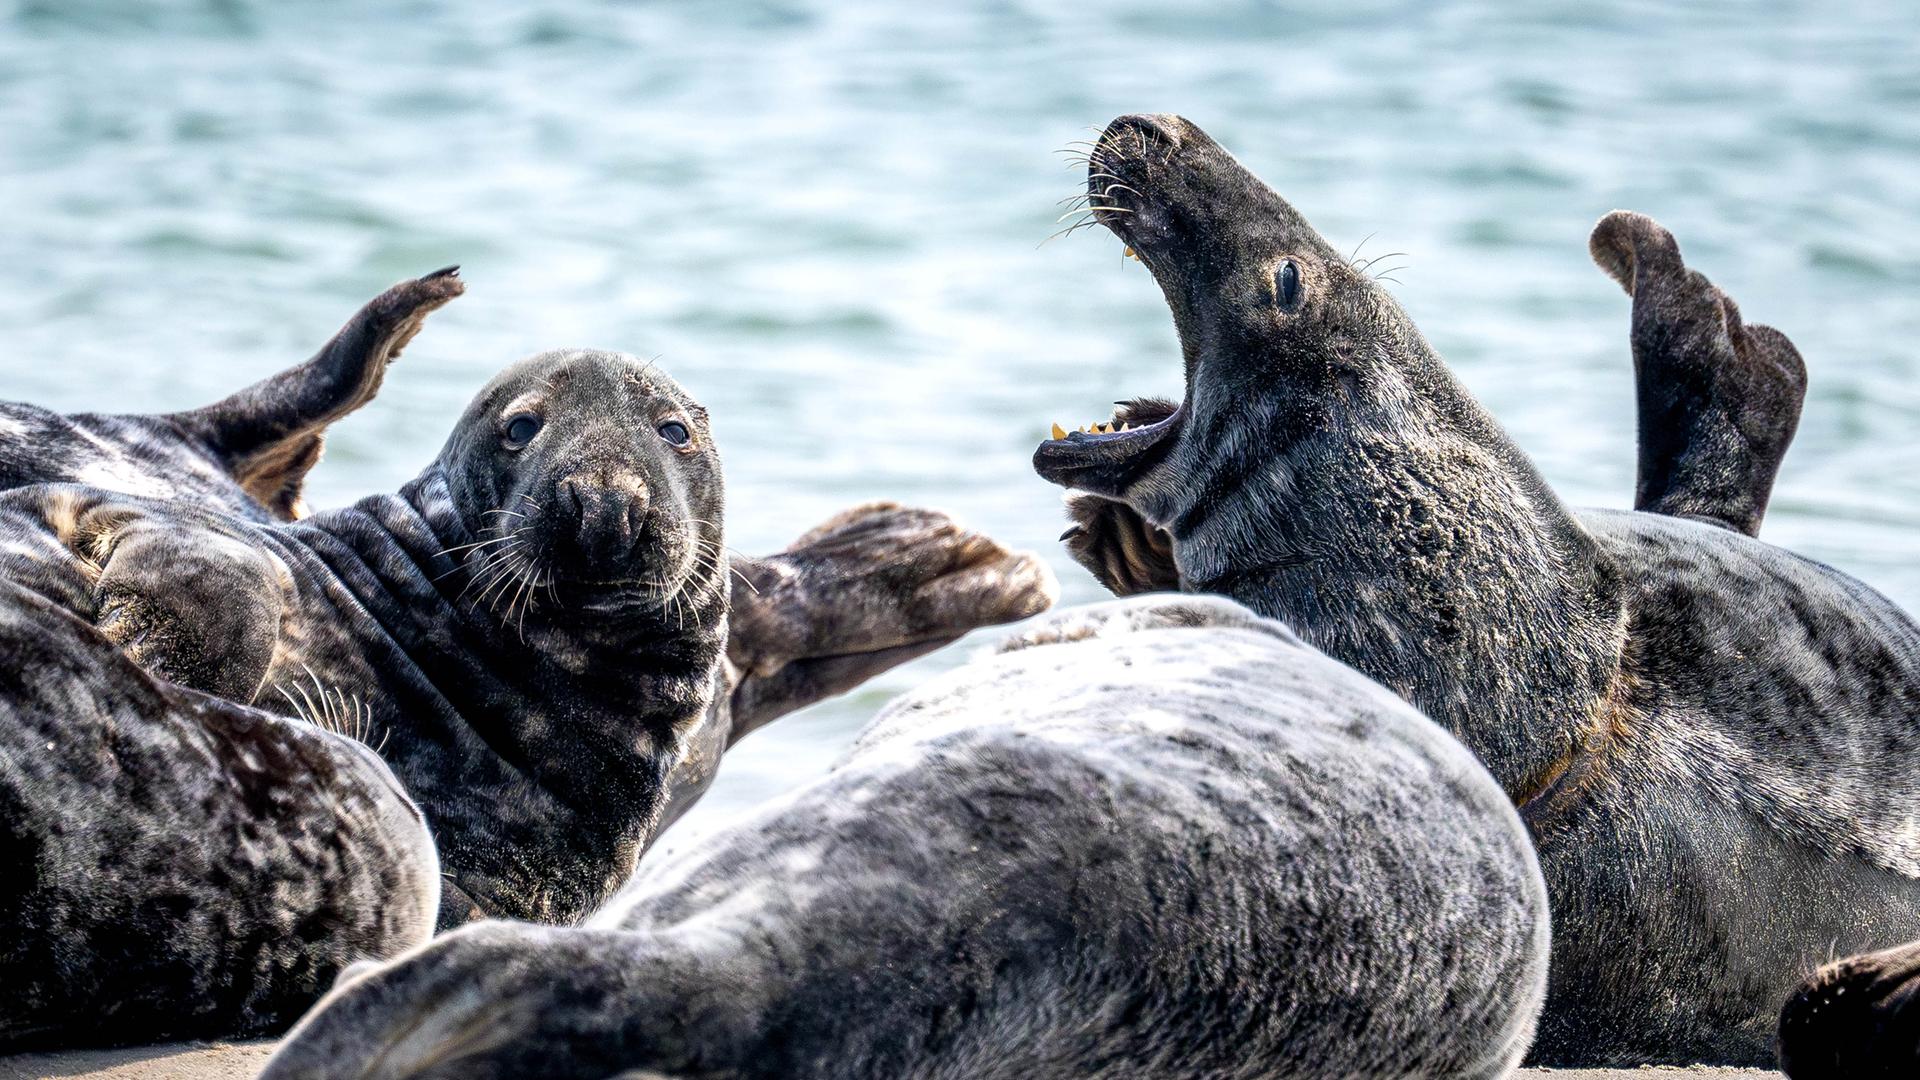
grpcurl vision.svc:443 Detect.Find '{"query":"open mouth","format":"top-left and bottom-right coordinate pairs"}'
top-left (1032, 117), bottom-right (1190, 497)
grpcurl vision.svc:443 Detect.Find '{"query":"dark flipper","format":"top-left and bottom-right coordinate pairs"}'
top-left (1590, 211), bottom-right (1806, 537)
top-left (723, 502), bottom-right (1057, 741)
top-left (169, 267), bottom-right (465, 520)
top-left (1059, 397), bottom-right (1182, 595)
top-left (652, 503), bottom-right (1056, 835)
top-left (1778, 937), bottom-right (1920, 1079)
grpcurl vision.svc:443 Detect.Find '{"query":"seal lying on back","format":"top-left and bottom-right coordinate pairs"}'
top-left (2, 348), bottom-right (1055, 929)
top-left (1033, 114), bottom-right (1920, 1065)
top-left (0, 267), bottom-right (464, 520)
top-left (260, 595), bottom-right (1551, 1080)
top-left (0, 271), bottom-right (1046, 840)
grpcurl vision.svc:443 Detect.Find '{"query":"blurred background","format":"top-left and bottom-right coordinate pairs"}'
top-left (3, 0), bottom-right (1917, 847)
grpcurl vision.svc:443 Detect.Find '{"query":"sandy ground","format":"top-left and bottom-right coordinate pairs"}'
top-left (0, 1043), bottom-right (1786, 1080)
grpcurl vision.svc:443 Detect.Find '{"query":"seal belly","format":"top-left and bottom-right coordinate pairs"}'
top-left (1527, 509), bottom-right (1920, 1064)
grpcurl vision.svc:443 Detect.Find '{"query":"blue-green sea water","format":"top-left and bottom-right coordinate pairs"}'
top-left (4, 0), bottom-right (1917, 847)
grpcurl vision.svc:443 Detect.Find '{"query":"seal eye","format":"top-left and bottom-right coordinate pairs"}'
top-left (504, 414), bottom-right (543, 447)
top-left (1276, 261), bottom-right (1302, 310)
top-left (657, 420), bottom-right (691, 447)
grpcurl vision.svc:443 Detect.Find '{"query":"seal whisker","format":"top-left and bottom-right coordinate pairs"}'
top-left (452, 543), bottom-right (524, 594)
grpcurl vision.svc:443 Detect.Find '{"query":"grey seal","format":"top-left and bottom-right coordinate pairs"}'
top-left (1, 348), bottom-right (1054, 934)
top-left (1032, 113), bottom-right (1920, 1065)
top-left (258, 594), bottom-right (1550, 1080)
top-left (0, 267), bottom-right (465, 521)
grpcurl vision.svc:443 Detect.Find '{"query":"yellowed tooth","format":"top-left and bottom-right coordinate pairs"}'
top-left (1124, 246), bottom-right (1138, 260)
top-left (1120, 422), bottom-right (1132, 432)
top-left (1051, 422), bottom-right (1068, 440)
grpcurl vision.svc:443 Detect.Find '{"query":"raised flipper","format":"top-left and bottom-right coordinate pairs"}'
top-left (1590, 211), bottom-right (1807, 537)
top-left (1059, 397), bottom-right (1182, 594)
top-left (1778, 937), bottom-right (1920, 1079)
top-left (653, 503), bottom-right (1057, 834)
top-left (168, 267), bottom-right (465, 519)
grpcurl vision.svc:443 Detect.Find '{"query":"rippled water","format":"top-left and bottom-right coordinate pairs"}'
top-left (4, 0), bottom-right (1917, 845)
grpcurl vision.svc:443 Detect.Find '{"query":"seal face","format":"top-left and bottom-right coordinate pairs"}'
top-left (258, 596), bottom-right (1550, 1080)
top-left (0, 268), bottom-right (463, 521)
top-left (251, 348), bottom-right (735, 926)
top-left (1033, 114), bottom-right (1920, 1065)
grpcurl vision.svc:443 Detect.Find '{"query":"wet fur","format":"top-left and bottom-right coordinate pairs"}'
top-left (1036, 115), bottom-right (1920, 1065)
top-left (260, 596), bottom-right (1550, 1080)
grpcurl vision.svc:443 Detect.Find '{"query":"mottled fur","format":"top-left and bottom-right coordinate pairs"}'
top-left (1033, 114), bottom-right (1920, 1064)
top-left (0, 268), bottom-right (463, 521)
top-left (2, 350), bottom-right (732, 932)
top-left (0, 576), bottom-right (438, 1050)
top-left (260, 596), bottom-right (1550, 1080)
top-left (662, 501), bottom-right (1059, 832)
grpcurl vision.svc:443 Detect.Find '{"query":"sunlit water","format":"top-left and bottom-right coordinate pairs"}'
top-left (3, 0), bottom-right (1917, 855)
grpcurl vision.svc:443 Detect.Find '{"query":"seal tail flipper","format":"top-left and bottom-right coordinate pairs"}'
top-left (168, 266), bottom-right (465, 520)
top-left (1589, 211), bottom-right (1807, 537)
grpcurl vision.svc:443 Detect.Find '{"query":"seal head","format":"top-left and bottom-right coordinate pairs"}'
top-left (436, 350), bottom-right (722, 617)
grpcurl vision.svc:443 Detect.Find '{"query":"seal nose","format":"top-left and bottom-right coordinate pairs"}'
top-left (1106, 113), bottom-right (1188, 153)
top-left (557, 472), bottom-right (651, 559)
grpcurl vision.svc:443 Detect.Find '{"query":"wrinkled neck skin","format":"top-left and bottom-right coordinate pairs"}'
top-left (1136, 339), bottom-right (1628, 800)
top-left (284, 466), bottom-right (728, 922)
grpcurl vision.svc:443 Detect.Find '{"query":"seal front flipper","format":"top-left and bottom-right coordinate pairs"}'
top-left (1590, 211), bottom-right (1807, 537)
top-left (168, 267), bottom-right (466, 520)
top-left (721, 502), bottom-right (1058, 739)
top-left (1777, 937), bottom-right (1920, 1079)
top-left (90, 512), bottom-right (287, 701)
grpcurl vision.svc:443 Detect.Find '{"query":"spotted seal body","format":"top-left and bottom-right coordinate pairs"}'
top-left (0, 575), bottom-right (438, 1049)
top-left (259, 595), bottom-right (1550, 1080)
top-left (0, 268), bottom-right (464, 520)
top-left (1034, 114), bottom-right (1920, 1065)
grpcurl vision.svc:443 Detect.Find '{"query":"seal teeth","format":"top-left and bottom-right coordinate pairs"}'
top-left (1050, 422), bottom-right (1068, 441)
top-left (1123, 246), bottom-right (1139, 261)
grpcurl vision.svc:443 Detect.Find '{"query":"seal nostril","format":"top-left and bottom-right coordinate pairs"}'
top-left (558, 478), bottom-right (587, 520)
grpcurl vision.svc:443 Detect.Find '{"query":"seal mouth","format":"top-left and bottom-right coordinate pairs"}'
top-left (1031, 401), bottom-right (1183, 496)
top-left (1032, 115), bottom-right (1192, 499)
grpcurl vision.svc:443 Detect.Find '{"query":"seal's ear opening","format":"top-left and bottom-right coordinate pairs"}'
top-left (170, 267), bottom-right (465, 519)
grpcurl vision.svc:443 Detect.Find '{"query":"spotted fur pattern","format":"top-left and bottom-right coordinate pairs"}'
top-left (0, 576), bottom-right (437, 1050)
top-left (259, 596), bottom-right (1550, 1080)
top-left (1034, 114), bottom-right (1920, 1064)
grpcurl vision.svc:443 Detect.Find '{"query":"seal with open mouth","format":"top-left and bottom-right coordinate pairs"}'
top-left (1034, 114), bottom-right (1920, 1065)
top-left (259, 595), bottom-right (1549, 1080)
